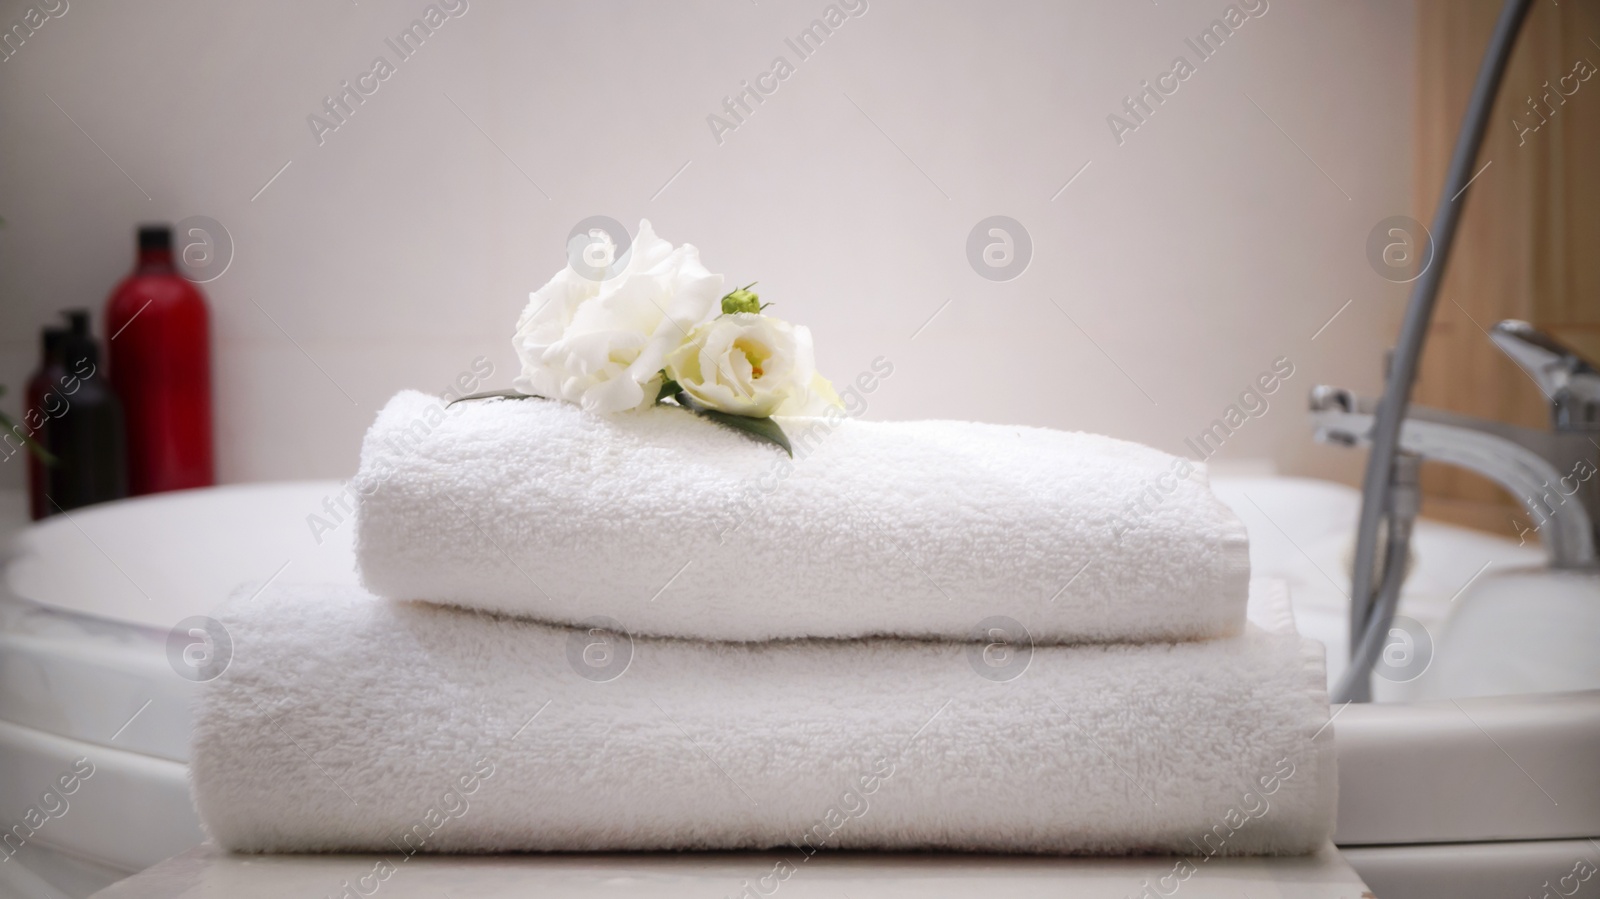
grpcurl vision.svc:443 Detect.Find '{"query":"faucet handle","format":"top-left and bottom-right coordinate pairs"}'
top-left (1490, 320), bottom-right (1600, 431)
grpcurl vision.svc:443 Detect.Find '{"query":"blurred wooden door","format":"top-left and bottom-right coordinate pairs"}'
top-left (1414, 0), bottom-right (1600, 535)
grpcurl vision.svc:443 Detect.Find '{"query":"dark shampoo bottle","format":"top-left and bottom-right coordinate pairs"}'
top-left (24, 326), bottom-right (66, 520)
top-left (45, 311), bottom-right (128, 514)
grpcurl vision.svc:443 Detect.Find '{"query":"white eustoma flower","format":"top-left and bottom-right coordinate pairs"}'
top-left (664, 313), bottom-right (839, 418)
top-left (513, 220), bottom-right (723, 413)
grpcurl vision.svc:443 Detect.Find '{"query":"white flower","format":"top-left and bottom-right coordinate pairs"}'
top-left (664, 313), bottom-right (840, 418)
top-left (513, 220), bottom-right (723, 413)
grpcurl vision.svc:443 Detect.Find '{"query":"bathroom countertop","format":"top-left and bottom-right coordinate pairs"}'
top-left (93, 842), bottom-right (1373, 898)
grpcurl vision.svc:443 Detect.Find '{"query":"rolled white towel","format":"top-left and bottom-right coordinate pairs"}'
top-left (352, 391), bottom-right (1251, 643)
top-left (191, 581), bottom-right (1335, 855)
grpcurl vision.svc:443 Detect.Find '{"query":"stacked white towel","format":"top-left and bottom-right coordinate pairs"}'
top-left (189, 390), bottom-right (1335, 856)
top-left (192, 581), bottom-right (1334, 855)
top-left (353, 390), bottom-right (1252, 644)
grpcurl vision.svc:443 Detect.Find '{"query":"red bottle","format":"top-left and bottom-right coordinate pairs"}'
top-left (105, 225), bottom-right (214, 495)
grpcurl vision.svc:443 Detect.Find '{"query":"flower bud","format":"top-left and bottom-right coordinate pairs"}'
top-left (721, 284), bottom-right (761, 315)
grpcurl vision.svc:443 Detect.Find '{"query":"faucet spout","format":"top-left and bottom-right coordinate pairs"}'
top-left (1310, 385), bottom-right (1599, 568)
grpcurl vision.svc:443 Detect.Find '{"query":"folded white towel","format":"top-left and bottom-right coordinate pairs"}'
top-left (353, 391), bottom-right (1251, 643)
top-left (191, 581), bottom-right (1335, 855)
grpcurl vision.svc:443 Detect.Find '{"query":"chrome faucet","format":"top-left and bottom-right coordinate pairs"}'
top-left (1311, 320), bottom-right (1600, 569)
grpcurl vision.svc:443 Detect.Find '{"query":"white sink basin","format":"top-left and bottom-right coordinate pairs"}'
top-left (1421, 566), bottom-right (1600, 699)
top-left (1207, 475), bottom-right (1584, 700)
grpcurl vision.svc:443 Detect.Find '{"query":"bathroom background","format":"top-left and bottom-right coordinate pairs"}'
top-left (2, 0), bottom-right (1415, 498)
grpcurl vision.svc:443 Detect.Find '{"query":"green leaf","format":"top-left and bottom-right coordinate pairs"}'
top-left (674, 392), bottom-right (791, 457)
top-left (446, 388), bottom-right (545, 408)
top-left (444, 384), bottom-right (790, 456)
top-left (655, 379), bottom-right (681, 404)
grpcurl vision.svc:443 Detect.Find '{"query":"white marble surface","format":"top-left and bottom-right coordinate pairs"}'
top-left (93, 843), bottom-right (1373, 899)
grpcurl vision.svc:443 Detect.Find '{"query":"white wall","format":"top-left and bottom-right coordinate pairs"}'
top-left (0, 0), bottom-right (1414, 492)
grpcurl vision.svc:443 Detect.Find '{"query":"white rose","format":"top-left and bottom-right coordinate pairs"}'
top-left (513, 220), bottom-right (723, 413)
top-left (664, 313), bottom-right (840, 418)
